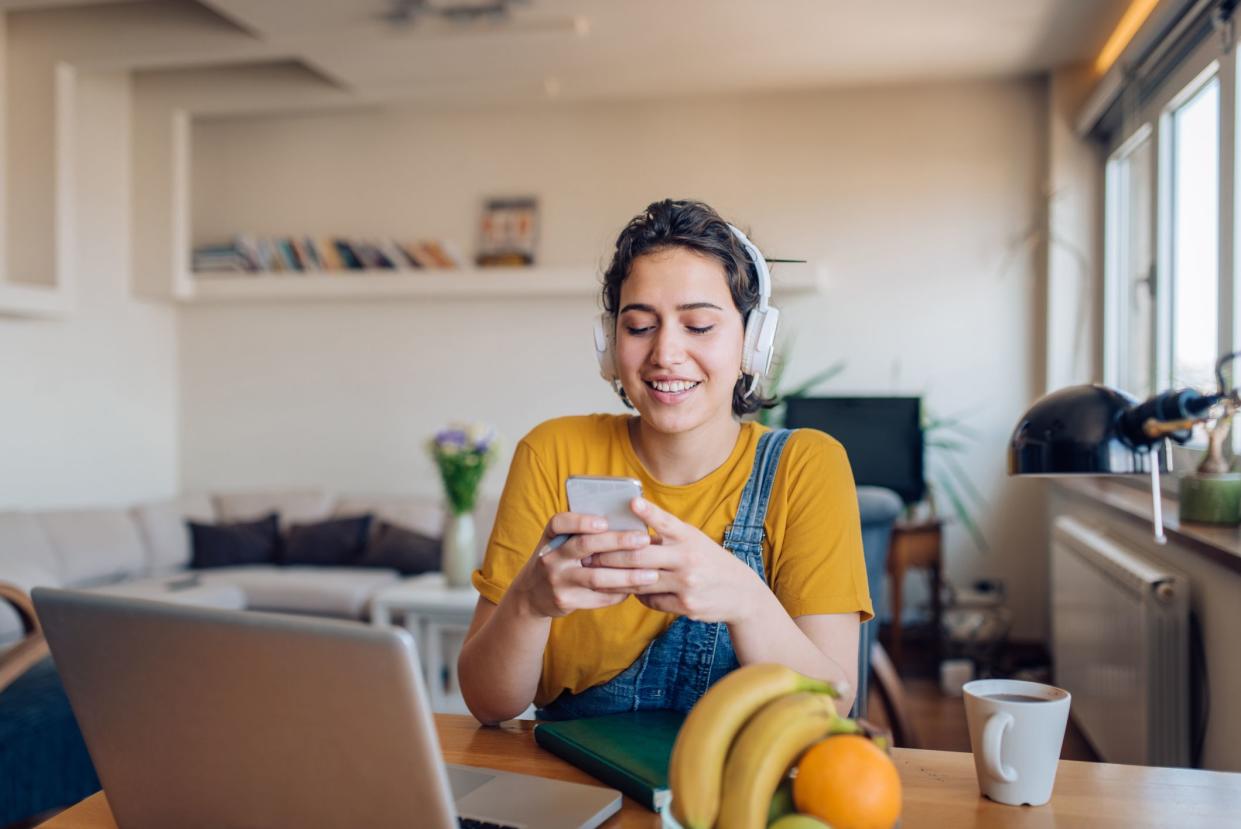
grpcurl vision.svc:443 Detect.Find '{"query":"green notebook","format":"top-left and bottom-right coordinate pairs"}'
top-left (533, 710), bottom-right (685, 812)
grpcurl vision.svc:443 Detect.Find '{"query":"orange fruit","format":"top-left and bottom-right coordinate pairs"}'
top-left (792, 734), bottom-right (902, 829)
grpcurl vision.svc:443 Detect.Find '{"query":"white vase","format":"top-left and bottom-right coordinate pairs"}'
top-left (442, 510), bottom-right (477, 588)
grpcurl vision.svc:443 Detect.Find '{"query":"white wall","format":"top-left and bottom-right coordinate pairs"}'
top-left (0, 68), bottom-right (178, 509)
top-left (183, 79), bottom-right (1052, 638)
top-left (1046, 63), bottom-right (1103, 391)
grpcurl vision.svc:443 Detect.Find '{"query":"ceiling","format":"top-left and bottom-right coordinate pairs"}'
top-left (3, 0), bottom-right (1136, 106)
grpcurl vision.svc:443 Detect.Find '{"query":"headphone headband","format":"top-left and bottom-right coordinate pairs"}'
top-left (726, 224), bottom-right (771, 313)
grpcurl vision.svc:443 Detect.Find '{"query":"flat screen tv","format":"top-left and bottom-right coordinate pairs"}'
top-left (782, 396), bottom-right (925, 505)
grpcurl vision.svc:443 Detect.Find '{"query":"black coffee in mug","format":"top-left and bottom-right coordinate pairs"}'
top-left (984, 693), bottom-right (1048, 703)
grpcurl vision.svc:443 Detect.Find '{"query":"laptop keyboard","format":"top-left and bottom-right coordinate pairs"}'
top-left (458, 819), bottom-right (521, 829)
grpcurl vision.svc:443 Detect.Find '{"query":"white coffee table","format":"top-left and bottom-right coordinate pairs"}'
top-left (370, 573), bottom-right (479, 713)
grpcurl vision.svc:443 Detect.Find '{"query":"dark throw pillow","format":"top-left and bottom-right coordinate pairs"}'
top-left (360, 520), bottom-right (442, 575)
top-left (281, 514), bottom-right (374, 566)
top-left (188, 513), bottom-right (280, 569)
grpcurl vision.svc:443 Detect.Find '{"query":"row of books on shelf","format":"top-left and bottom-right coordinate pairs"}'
top-left (191, 236), bottom-right (465, 275)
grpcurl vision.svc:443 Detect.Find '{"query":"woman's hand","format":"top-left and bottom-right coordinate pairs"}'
top-left (509, 511), bottom-right (659, 619)
top-left (584, 498), bottom-right (766, 624)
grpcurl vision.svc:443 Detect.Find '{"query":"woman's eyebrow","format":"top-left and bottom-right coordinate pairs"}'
top-left (619, 302), bottom-right (725, 314)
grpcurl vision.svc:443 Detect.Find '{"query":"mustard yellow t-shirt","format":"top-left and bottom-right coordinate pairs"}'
top-left (472, 413), bottom-right (872, 707)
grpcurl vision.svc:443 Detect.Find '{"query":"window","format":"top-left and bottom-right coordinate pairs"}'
top-left (1168, 74), bottom-right (1220, 392)
top-left (1106, 127), bottom-right (1156, 400)
top-left (1103, 29), bottom-right (1232, 457)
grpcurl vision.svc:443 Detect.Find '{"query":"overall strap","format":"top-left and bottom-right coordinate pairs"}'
top-left (723, 428), bottom-right (793, 550)
top-left (536, 428), bottom-right (798, 720)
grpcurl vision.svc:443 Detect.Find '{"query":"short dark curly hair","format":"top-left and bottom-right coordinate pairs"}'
top-left (601, 198), bottom-right (777, 417)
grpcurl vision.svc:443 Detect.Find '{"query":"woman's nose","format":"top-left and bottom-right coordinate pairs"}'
top-left (649, 327), bottom-right (687, 367)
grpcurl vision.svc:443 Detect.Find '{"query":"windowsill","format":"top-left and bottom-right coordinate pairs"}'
top-left (1052, 477), bottom-right (1241, 573)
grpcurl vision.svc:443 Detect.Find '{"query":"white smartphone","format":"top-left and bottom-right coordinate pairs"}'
top-left (566, 475), bottom-right (646, 533)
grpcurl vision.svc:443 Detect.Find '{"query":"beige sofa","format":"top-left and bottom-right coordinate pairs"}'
top-left (0, 488), bottom-right (499, 646)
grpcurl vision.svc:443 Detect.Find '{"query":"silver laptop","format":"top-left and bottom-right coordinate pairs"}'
top-left (33, 588), bottom-right (621, 829)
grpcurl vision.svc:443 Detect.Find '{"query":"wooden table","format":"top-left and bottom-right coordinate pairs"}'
top-left (39, 714), bottom-right (1241, 828)
top-left (886, 518), bottom-right (943, 669)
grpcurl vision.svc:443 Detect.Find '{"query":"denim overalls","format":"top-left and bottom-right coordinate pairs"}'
top-left (536, 429), bottom-right (793, 720)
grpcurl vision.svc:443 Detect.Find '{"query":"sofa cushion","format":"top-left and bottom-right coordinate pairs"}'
top-left (189, 514), bottom-right (281, 570)
top-left (213, 489), bottom-right (334, 529)
top-left (282, 515), bottom-right (373, 567)
top-left (86, 575), bottom-right (246, 611)
top-left (0, 512), bottom-right (62, 580)
top-left (336, 494), bottom-right (500, 544)
top-left (360, 521), bottom-right (441, 575)
top-left (36, 509), bottom-right (147, 587)
top-left (198, 566), bottom-right (400, 618)
top-left (334, 494), bottom-right (443, 536)
top-left (131, 494), bottom-right (215, 574)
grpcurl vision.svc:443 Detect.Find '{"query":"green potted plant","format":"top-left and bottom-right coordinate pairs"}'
top-left (754, 336), bottom-right (846, 428)
top-left (759, 341), bottom-right (988, 552)
top-left (919, 408), bottom-right (989, 553)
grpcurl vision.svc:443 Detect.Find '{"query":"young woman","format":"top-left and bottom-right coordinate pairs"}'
top-left (458, 199), bottom-right (871, 724)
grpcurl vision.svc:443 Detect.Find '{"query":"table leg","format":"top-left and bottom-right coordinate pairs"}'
top-left (399, 613), bottom-right (430, 688)
top-left (425, 620), bottom-right (445, 711)
top-left (442, 627), bottom-right (466, 696)
top-left (417, 616), bottom-right (433, 689)
top-left (372, 603), bottom-right (390, 627)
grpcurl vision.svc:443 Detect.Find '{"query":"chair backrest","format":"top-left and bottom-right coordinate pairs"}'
top-left (868, 638), bottom-right (921, 748)
top-left (852, 486), bottom-right (904, 720)
top-left (0, 583), bottom-right (50, 695)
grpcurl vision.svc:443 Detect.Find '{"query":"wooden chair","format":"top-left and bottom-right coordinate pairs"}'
top-left (868, 639), bottom-right (921, 749)
top-left (0, 583), bottom-right (102, 827)
top-left (0, 582), bottom-right (50, 695)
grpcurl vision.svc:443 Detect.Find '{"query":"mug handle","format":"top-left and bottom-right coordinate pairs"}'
top-left (982, 712), bottom-right (1018, 783)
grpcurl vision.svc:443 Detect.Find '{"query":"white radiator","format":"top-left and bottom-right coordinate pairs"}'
top-left (1051, 516), bottom-right (1189, 767)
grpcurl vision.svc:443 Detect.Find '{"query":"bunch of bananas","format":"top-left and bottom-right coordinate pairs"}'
top-left (668, 663), bottom-right (880, 829)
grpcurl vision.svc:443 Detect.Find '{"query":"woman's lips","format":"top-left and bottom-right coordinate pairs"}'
top-left (643, 379), bottom-right (701, 405)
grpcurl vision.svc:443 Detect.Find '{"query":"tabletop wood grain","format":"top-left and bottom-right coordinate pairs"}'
top-left (39, 714), bottom-right (1241, 828)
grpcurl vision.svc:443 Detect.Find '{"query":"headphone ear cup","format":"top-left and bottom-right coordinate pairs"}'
top-left (754, 306), bottom-right (780, 377)
top-left (741, 307), bottom-right (780, 384)
top-left (741, 308), bottom-right (761, 376)
top-left (593, 314), bottom-right (618, 383)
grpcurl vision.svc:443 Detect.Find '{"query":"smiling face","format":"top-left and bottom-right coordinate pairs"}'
top-left (614, 247), bottom-right (746, 437)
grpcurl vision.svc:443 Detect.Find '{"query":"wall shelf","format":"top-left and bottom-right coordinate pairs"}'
top-left (137, 107), bottom-right (829, 307)
top-left (178, 263), bottom-right (828, 304)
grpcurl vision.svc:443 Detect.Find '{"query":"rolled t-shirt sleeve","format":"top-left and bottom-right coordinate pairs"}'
top-left (472, 440), bottom-right (558, 606)
top-left (769, 433), bottom-right (874, 621)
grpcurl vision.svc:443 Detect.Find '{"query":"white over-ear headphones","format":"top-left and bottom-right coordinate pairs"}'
top-left (593, 223), bottom-right (780, 398)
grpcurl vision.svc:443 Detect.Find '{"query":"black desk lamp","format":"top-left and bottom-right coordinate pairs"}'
top-left (1009, 352), bottom-right (1241, 543)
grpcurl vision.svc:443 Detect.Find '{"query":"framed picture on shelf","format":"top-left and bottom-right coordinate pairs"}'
top-left (476, 196), bottom-right (538, 266)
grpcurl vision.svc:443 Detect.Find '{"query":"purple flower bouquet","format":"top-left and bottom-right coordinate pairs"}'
top-left (427, 422), bottom-right (499, 515)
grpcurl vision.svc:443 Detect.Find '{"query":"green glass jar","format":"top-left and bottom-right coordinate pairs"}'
top-left (1179, 473), bottom-right (1241, 525)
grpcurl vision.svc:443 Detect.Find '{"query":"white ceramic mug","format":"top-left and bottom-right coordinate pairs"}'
top-left (963, 678), bottom-right (1071, 806)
